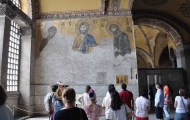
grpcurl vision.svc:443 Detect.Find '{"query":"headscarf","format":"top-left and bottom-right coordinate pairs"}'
top-left (88, 89), bottom-right (96, 101)
top-left (164, 85), bottom-right (170, 95)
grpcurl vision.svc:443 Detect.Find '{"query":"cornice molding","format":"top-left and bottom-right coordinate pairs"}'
top-left (0, 4), bottom-right (32, 27)
top-left (0, 4), bottom-right (16, 19)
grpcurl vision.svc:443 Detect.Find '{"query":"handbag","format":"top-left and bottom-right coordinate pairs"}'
top-left (180, 96), bottom-right (190, 119)
top-left (124, 104), bottom-right (133, 120)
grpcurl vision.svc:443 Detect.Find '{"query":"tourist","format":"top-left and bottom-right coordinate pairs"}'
top-left (109, 91), bottom-right (131, 120)
top-left (119, 83), bottom-right (134, 110)
top-left (135, 88), bottom-right (150, 120)
top-left (0, 85), bottom-right (14, 120)
top-left (52, 82), bottom-right (65, 120)
top-left (163, 85), bottom-right (172, 119)
top-left (102, 84), bottom-right (115, 120)
top-left (54, 87), bottom-right (88, 120)
top-left (83, 89), bottom-right (102, 120)
top-left (174, 88), bottom-right (190, 120)
top-left (155, 83), bottom-right (164, 120)
top-left (77, 85), bottom-right (91, 108)
top-left (44, 84), bottom-right (58, 120)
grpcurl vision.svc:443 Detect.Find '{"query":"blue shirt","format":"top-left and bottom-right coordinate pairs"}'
top-left (52, 95), bottom-right (64, 120)
top-left (0, 105), bottom-right (14, 120)
top-left (155, 89), bottom-right (164, 108)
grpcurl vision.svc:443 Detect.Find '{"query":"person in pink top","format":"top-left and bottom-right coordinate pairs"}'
top-left (119, 83), bottom-right (134, 110)
top-left (83, 89), bottom-right (102, 120)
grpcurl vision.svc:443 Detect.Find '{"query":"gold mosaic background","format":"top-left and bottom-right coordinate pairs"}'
top-left (36, 16), bottom-right (135, 57)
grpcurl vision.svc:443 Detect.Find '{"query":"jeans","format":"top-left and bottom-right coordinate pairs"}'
top-left (155, 107), bottom-right (163, 119)
top-left (174, 112), bottom-right (187, 120)
top-left (163, 104), bottom-right (170, 117)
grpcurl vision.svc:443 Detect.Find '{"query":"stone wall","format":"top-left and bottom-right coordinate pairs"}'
top-left (34, 16), bottom-right (138, 113)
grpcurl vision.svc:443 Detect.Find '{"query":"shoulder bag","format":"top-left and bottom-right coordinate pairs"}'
top-left (180, 96), bottom-right (190, 119)
top-left (124, 104), bottom-right (133, 120)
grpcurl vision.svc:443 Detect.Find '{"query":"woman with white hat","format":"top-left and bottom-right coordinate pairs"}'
top-left (52, 82), bottom-right (64, 120)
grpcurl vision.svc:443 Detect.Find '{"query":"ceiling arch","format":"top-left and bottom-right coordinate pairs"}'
top-left (136, 47), bottom-right (154, 67)
top-left (134, 18), bottom-right (183, 49)
top-left (132, 10), bottom-right (190, 34)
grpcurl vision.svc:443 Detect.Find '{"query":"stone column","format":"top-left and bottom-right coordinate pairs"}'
top-left (0, 17), bottom-right (8, 87)
top-left (176, 46), bottom-right (185, 68)
top-left (176, 45), bottom-right (190, 91)
top-left (0, 5), bottom-right (20, 114)
top-left (169, 53), bottom-right (176, 68)
top-left (183, 46), bottom-right (190, 91)
top-left (30, 25), bottom-right (36, 116)
top-left (18, 27), bottom-right (35, 116)
top-left (0, 3), bottom-right (33, 115)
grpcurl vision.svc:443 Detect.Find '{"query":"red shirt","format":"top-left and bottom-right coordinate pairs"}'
top-left (119, 90), bottom-right (133, 109)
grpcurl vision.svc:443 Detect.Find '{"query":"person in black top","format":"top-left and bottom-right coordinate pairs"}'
top-left (54, 87), bottom-right (88, 120)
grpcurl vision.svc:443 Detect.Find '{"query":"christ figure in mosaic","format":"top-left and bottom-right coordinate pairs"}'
top-left (72, 22), bottom-right (97, 54)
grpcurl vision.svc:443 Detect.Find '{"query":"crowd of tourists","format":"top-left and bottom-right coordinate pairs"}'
top-left (43, 82), bottom-right (135, 120)
top-left (1, 83), bottom-right (190, 120)
top-left (42, 82), bottom-right (190, 120)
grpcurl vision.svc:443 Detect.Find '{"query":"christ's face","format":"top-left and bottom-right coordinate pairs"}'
top-left (80, 25), bottom-right (87, 34)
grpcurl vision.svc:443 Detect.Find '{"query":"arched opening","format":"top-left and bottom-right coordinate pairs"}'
top-left (134, 18), bottom-right (186, 103)
top-left (134, 18), bottom-right (183, 68)
top-left (159, 46), bottom-right (172, 68)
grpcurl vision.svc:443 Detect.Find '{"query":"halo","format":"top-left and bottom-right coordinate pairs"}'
top-left (75, 19), bottom-right (94, 35)
top-left (106, 20), bottom-right (125, 36)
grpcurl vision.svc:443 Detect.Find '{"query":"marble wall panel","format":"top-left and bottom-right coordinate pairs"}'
top-left (0, 17), bottom-right (5, 84)
top-left (34, 85), bottom-right (51, 96)
top-left (19, 36), bottom-right (31, 105)
top-left (34, 96), bottom-right (44, 105)
top-left (34, 16), bottom-right (138, 111)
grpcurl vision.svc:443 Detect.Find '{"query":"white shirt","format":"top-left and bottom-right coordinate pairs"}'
top-left (110, 104), bottom-right (131, 120)
top-left (0, 105), bottom-right (14, 120)
top-left (175, 96), bottom-right (190, 113)
top-left (102, 92), bottom-right (112, 119)
top-left (44, 92), bottom-right (54, 112)
top-left (78, 93), bottom-right (89, 108)
top-left (135, 96), bottom-right (150, 117)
